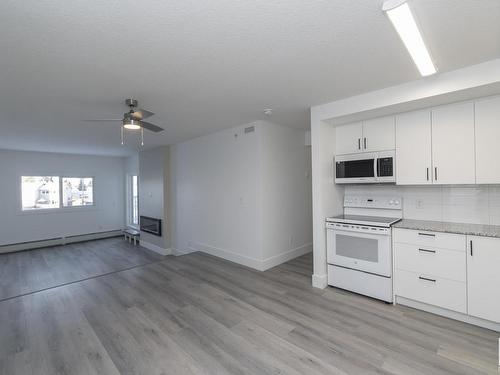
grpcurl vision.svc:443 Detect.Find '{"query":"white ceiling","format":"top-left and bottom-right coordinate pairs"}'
top-left (0, 0), bottom-right (499, 156)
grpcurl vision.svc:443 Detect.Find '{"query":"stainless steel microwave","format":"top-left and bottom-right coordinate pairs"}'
top-left (335, 151), bottom-right (395, 184)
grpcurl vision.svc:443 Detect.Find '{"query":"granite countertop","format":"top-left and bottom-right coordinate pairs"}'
top-left (393, 219), bottom-right (500, 238)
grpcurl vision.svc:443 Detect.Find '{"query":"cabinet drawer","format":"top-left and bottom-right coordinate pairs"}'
top-left (395, 243), bottom-right (466, 282)
top-left (393, 228), bottom-right (465, 251)
top-left (395, 269), bottom-right (466, 313)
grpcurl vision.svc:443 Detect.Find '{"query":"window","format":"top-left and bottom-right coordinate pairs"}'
top-left (22, 176), bottom-right (60, 210)
top-left (21, 176), bottom-right (94, 210)
top-left (131, 175), bottom-right (138, 225)
top-left (62, 177), bottom-right (94, 207)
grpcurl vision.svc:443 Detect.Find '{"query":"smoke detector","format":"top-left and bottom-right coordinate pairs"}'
top-left (263, 109), bottom-right (273, 116)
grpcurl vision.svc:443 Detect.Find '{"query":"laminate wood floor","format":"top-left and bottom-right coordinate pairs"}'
top-left (0, 242), bottom-right (498, 374)
top-left (0, 237), bottom-right (162, 301)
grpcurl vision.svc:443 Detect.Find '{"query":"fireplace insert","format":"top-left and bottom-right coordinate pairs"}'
top-left (140, 216), bottom-right (162, 236)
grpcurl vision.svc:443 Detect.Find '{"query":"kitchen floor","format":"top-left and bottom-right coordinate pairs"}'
top-left (0, 242), bottom-right (498, 374)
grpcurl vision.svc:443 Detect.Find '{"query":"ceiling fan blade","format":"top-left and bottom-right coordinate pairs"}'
top-left (132, 108), bottom-right (154, 120)
top-left (141, 121), bottom-right (164, 133)
top-left (82, 119), bottom-right (122, 122)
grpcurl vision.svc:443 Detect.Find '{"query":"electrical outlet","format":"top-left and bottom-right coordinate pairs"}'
top-left (416, 199), bottom-right (424, 209)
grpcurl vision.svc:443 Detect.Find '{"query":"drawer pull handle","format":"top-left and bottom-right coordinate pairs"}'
top-left (419, 276), bottom-right (436, 283)
top-left (418, 248), bottom-right (436, 254)
top-left (418, 232), bottom-right (435, 237)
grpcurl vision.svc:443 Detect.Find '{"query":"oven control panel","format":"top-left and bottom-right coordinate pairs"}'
top-left (344, 195), bottom-right (402, 210)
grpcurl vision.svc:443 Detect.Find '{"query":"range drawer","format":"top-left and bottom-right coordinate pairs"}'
top-left (394, 243), bottom-right (466, 282)
top-left (393, 228), bottom-right (465, 251)
top-left (395, 269), bottom-right (466, 313)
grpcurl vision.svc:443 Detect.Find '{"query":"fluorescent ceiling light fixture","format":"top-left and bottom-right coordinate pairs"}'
top-left (383, 0), bottom-right (437, 76)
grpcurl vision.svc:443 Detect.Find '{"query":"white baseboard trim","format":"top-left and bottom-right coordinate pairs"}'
top-left (312, 273), bottom-right (328, 289)
top-left (396, 296), bottom-right (500, 332)
top-left (140, 241), bottom-right (172, 256)
top-left (191, 241), bottom-right (312, 271)
top-left (172, 248), bottom-right (197, 256)
top-left (193, 242), bottom-right (262, 270)
top-left (0, 230), bottom-right (123, 254)
top-left (260, 243), bottom-right (312, 271)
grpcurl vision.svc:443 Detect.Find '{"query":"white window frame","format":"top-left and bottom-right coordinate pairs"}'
top-left (19, 175), bottom-right (96, 214)
top-left (126, 174), bottom-right (139, 229)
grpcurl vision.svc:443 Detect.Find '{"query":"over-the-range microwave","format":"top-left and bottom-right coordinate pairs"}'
top-left (335, 151), bottom-right (395, 184)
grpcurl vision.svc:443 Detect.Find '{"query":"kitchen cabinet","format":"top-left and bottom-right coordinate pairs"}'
top-left (393, 228), bottom-right (467, 314)
top-left (431, 102), bottom-right (475, 185)
top-left (335, 117), bottom-right (395, 155)
top-left (335, 122), bottom-right (362, 155)
top-left (395, 110), bottom-right (432, 185)
top-left (475, 96), bottom-right (500, 184)
top-left (395, 102), bottom-right (475, 185)
top-left (467, 235), bottom-right (500, 323)
top-left (362, 116), bottom-right (395, 152)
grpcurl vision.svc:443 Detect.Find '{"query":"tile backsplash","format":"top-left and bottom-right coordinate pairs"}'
top-left (345, 185), bottom-right (500, 225)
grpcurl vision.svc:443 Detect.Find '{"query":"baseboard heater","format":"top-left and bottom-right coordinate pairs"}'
top-left (0, 230), bottom-right (123, 254)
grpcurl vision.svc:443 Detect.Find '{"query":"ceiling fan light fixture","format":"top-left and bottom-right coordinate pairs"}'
top-left (123, 118), bottom-right (141, 130)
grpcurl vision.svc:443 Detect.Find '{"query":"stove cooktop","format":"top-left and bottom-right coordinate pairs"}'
top-left (326, 214), bottom-right (401, 227)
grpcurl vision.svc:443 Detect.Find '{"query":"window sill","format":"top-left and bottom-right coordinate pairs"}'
top-left (18, 206), bottom-right (98, 216)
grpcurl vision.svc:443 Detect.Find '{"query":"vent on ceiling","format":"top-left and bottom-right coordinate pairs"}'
top-left (244, 126), bottom-right (255, 134)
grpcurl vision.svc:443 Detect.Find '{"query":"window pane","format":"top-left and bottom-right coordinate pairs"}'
top-left (22, 176), bottom-right (60, 210)
top-left (62, 177), bottom-right (94, 207)
top-left (132, 175), bottom-right (138, 225)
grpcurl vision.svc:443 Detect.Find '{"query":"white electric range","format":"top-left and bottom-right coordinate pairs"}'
top-left (326, 195), bottom-right (402, 302)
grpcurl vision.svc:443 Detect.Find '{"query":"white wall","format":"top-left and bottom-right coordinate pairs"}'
top-left (346, 184), bottom-right (500, 226)
top-left (171, 120), bottom-right (312, 270)
top-left (125, 154), bottom-right (139, 176)
top-left (260, 123), bottom-right (313, 267)
top-left (0, 149), bottom-right (125, 246)
top-left (139, 146), bottom-right (170, 254)
top-left (172, 122), bottom-right (262, 264)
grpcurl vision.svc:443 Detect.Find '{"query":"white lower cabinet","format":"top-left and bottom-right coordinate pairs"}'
top-left (394, 229), bottom-right (467, 314)
top-left (394, 228), bottom-right (500, 327)
top-left (394, 269), bottom-right (466, 313)
top-left (467, 235), bottom-right (500, 324)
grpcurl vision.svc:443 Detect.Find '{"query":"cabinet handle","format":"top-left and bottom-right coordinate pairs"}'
top-left (434, 167), bottom-right (438, 181)
top-left (470, 240), bottom-right (473, 256)
top-left (418, 232), bottom-right (435, 237)
top-left (419, 276), bottom-right (436, 283)
top-left (426, 168), bottom-right (429, 181)
top-left (364, 137), bottom-right (367, 149)
top-left (418, 248), bottom-right (436, 253)
top-left (358, 138), bottom-right (361, 150)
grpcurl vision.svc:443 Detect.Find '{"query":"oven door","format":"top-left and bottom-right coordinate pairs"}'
top-left (335, 153), bottom-right (377, 184)
top-left (327, 228), bottom-right (392, 277)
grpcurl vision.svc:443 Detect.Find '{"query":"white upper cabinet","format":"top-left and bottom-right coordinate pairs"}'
top-left (335, 122), bottom-right (362, 155)
top-left (431, 102), bottom-right (475, 185)
top-left (335, 117), bottom-right (395, 155)
top-left (362, 116), bottom-right (395, 152)
top-left (395, 110), bottom-right (432, 185)
top-left (467, 236), bottom-right (500, 324)
top-left (475, 96), bottom-right (500, 184)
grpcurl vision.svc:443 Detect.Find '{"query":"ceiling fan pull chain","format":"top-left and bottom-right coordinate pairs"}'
top-left (121, 125), bottom-right (124, 145)
top-left (141, 127), bottom-right (144, 146)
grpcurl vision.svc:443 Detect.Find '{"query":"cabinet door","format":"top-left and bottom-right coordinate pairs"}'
top-left (362, 116), bottom-right (395, 152)
top-left (467, 236), bottom-right (500, 323)
top-left (395, 110), bottom-right (432, 185)
top-left (475, 96), bottom-right (500, 184)
top-left (431, 102), bottom-right (475, 184)
top-left (335, 122), bottom-right (363, 155)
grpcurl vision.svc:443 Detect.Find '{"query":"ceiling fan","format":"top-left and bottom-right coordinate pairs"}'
top-left (84, 98), bottom-right (164, 145)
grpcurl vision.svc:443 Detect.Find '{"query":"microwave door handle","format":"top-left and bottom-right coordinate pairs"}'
top-left (374, 157), bottom-right (378, 180)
